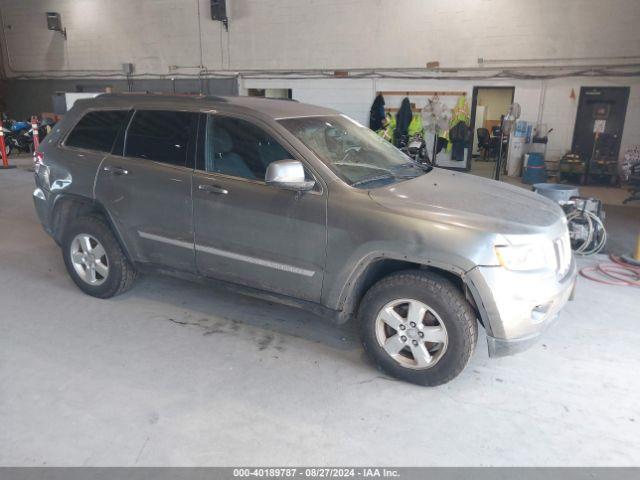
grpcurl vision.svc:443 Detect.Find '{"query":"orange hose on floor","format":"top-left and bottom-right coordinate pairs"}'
top-left (579, 254), bottom-right (640, 286)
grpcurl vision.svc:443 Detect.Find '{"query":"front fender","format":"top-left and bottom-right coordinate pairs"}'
top-left (321, 183), bottom-right (499, 320)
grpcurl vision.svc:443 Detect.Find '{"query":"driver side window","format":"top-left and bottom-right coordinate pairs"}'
top-left (204, 115), bottom-right (292, 181)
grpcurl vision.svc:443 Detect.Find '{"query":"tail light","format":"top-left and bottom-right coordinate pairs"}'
top-left (34, 150), bottom-right (50, 189)
top-left (34, 150), bottom-right (44, 169)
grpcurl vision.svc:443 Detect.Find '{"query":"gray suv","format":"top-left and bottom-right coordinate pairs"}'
top-left (33, 94), bottom-right (576, 386)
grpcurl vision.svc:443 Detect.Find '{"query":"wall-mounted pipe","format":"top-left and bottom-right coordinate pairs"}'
top-left (435, 63), bottom-right (640, 73)
top-left (536, 80), bottom-right (547, 126)
top-left (7, 66), bottom-right (640, 82)
top-left (479, 55), bottom-right (640, 65)
top-left (195, 0), bottom-right (205, 72)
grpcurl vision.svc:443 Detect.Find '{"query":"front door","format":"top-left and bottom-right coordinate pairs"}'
top-left (192, 113), bottom-right (327, 302)
top-left (95, 109), bottom-right (199, 272)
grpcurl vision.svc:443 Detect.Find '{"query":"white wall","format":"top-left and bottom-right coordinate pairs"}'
top-left (241, 76), bottom-right (640, 163)
top-left (1, 0), bottom-right (639, 75)
top-left (1, 0), bottom-right (638, 164)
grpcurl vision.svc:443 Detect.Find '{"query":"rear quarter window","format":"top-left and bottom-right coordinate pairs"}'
top-left (65, 110), bottom-right (129, 152)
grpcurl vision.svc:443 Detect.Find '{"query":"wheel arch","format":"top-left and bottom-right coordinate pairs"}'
top-left (50, 194), bottom-right (134, 262)
top-left (336, 254), bottom-right (489, 332)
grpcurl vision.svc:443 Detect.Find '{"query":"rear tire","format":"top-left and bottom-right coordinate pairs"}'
top-left (359, 270), bottom-right (477, 386)
top-left (62, 215), bottom-right (137, 298)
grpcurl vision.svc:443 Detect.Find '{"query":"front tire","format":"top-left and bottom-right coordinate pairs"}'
top-left (359, 270), bottom-right (477, 386)
top-left (62, 215), bottom-right (137, 298)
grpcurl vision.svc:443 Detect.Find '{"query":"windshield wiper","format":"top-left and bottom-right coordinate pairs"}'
top-left (351, 173), bottom-right (396, 187)
top-left (351, 172), bottom-right (423, 187)
top-left (397, 161), bottom-right (433, 172)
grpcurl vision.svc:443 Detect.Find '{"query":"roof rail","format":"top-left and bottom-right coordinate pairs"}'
top-left (96, 92), bottom-right (228, 102)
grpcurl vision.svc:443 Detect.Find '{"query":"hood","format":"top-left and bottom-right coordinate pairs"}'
top-left (368, 168), bottom-right (565, 236)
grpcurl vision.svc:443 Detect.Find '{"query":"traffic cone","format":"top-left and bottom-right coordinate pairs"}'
top-left (0, 116), bottom-right (16, 170)
top-left (621, 233), bottom-right (640, 267)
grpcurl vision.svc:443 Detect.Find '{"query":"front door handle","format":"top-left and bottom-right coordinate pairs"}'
top-left (103, 165), bottom-right (129, 176)
top-left (198, 184), bottom-right (228, 195)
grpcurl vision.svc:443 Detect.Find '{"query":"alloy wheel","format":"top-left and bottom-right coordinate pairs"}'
top-left (374, 298), bottom-right (448, 369)
top-left (70, 234), bottom-right (109, 286)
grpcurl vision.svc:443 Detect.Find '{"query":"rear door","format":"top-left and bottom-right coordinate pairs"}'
top-left (191, 112), bottom-right (327, 302)
top-left (59, 109), bottom-right (130, 199)
top-left (95, 109), bottom-right (199, 272)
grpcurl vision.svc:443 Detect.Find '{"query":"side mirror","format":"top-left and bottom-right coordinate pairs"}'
top-left (265, 160), bottom-right (315, 191)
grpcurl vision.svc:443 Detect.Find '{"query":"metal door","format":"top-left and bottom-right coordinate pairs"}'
top-left (95, 110), bottom-right (199, 272)
top-left (571, 87), bottom-right (630, 182)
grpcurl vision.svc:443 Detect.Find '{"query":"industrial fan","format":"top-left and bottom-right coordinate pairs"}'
top-left (502, 102), bottom-right (521, 135)
top-left (421, 97), bottom-right (452, 165)
top-left (494, 102), bottom-right (521, 180)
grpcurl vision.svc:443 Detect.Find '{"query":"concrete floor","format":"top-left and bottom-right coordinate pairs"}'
top-left (1, 157), bottom-right (640, 466)
top-left (603, 205), bottom-right (640, 255)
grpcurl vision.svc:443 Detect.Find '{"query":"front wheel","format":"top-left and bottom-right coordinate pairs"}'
top-left (359, 270), bottom-right (478, 386)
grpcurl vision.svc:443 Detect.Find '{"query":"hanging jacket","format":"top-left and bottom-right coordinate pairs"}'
top-left (446, 95), bottom-right (471, 153)
top-left (394, 97), bottom-right (413, 146)
top-left (369, 94), bottom-right (386, 131)
top-left (449, 120), bottom-right (472, 161)
top-left (436, 137), bottom-right (448, 155)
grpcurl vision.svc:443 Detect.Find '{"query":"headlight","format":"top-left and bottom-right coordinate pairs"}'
top-left (494, 242), bottom-right (555, 271)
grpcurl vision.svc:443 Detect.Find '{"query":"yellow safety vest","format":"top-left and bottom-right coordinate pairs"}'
top-left (377, 112), bottom-right (396, 142)
top-left (408, 113), bottom-right (424, 138)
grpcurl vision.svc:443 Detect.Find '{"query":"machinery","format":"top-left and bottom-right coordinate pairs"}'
top-left (562, 197), bottom-right (606, 255)
top-left (403, 135), bottom-right (429, 164)
top-left (621, 146), bottom-right (640, 205)
top-left (558, 153), bottom-right (587, 184)
top-left (534, 183), bottom-right (606, 255)
top-left (587, 133), bottom-right (619, 185)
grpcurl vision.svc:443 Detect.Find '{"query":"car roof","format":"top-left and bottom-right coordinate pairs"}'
top-left (79, 93), bottom-right (339, 120)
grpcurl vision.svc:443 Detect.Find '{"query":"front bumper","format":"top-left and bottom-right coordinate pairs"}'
top-left (467, 258), bottom-right (577, 357)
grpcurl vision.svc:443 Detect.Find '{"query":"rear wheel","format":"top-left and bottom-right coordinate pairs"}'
top-left (359, 270), bottom-right (477, 386)
top-left (62, 215), bottom-right (137, 298)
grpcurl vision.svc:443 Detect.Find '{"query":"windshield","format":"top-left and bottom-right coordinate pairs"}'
top-left (278, 115), bottom-right (431, 188)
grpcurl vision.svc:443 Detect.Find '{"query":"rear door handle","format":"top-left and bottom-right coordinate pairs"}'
top-left (103, 165), bottom-right (128, 176)
top-left (198, 184), bottom-right (228, 195)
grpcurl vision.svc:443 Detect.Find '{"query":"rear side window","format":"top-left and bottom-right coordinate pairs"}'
top-left (125, 110), bottom-right (198, 167)
top-left (65, 110), bottom-right (128, 152)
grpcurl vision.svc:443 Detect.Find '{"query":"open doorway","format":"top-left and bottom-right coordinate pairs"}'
top-left (469, 86), bottom-right (515, 178)
top-left (247, 88), bottom-right (293, 99)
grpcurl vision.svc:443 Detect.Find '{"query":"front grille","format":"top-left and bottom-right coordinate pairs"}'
top-left (554, 233), bottom-right (572, 278)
